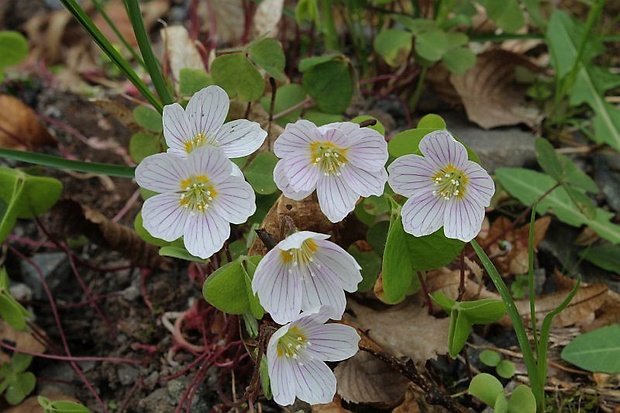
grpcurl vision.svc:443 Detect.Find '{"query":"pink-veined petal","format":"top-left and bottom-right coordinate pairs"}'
top-left (316, 174), bottom-right (360, 223)
top-left (187, 146), bottom-right (233, 183)
top-left (340, 164), bottom-right (387, 197)
top-left (183, 211), bottom-right (230, 259)
top-left (214, 119), bottom-right (267, 158)
top-left (211, 176), bottom-right (256, 224)
top-left (274, 120), bottom-right (319, 158)
top-left (418, 130), bottom-right (468, 170)
top-left (312, 240), bottom-right (362, 292)
top-left (163, 103), bottom-right (192, 154)
top-left (253, 251), bottom-right (302, 324)
top-left (267, 346), bottom-right (297, 406)
top-left (135, 153), bottom-right (190, 192)
top-left (462, 160), bottom-right (495, 207)
top-left (387, 154), bottom-right (436, 197)
top-left (185, 85), bottom-right (229, 139)
top-left (345, 128), bottom-right (388, 172)
top-left (141, 193), bottom-right (188, 241)
top-left (280, 154), bottom-right (320, 192)
top-left (304, 323), bottom-right (360, 361)
top-left (278, 231), bottom-right (329, 250)
top-left (318, 121), bottom-right (358, 136)
top-left (274, 161), bottom-right (314, 200)
top-left (443, 198), bottom-right (485, 242)
top-left (292, 360), bottom-right (337, 405)
top-left (319, 127), bottom-right (349, 148)
top-left (230, 161), bottom-right (244, 178)
top-left (400, 193), bottom-right (447, 237)
top-left (301, 273), bottom-right (347, 320)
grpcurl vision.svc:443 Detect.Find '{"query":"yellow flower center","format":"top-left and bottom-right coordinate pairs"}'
top-left (276, 326), bottom-right (312, 361)
top-left (184, 133), bottom-right (216, 153)
top-left (280, 239), bottom-right (319, 268)
top-left (432, 164), bottom-right (468, 200)
top-left (310, 141), bottom-right (348, 176)
top-left (179, 175), bottom-right (218, 212)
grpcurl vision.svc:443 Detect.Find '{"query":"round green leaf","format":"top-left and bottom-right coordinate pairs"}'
top-left (469, 373), bottom-right (504, 406)
top-left (245, 152), bottom-right (279, 194)
top-left (203, 259), bottom-right (251, 314)
top-left (381, 216), bottom-right (414, 303)
top-left (248, 38), bottom-right (286, 81)
top-left (159, 245), bottom-right (207, 263)
top-left (496, 359), bottom-right (516, 379)
top-left (242, 255), bottom-right (265, 319)
top-left (350, 115), bottom-right (386, 136)
top-left (302, 60), bottom-right (354, 114)
top-left (417, 114), bottom-right (447, 129)
top-left (457, 298), bottom-right (506, 324)
top-left (0, 295), bottom-right (27, 330)
top-left (0, 31), bottom-right (29, 69)
top-left (129, 132), bottom-right (161, 163)
top-left (373, 29), bottom-right (413, 67)
top-left (6, 371), bottom-right (35, 405)
top-left (180, 68), bottom-right (213, 96)
top-left (260, 83), bottom-right (306, 126)
top-left (480, 349), bottom-right (501, 367)
top-left (415, 29), bottom-right (449, 62)
top-left (303, 110), bottom-right (343, 126)
top-left (561, 325), bottom-right (620, 374)
top-left (212, 54), bottom-right (265, 102)
top-left (507, 385), bottom-right (536, 413)
top-left (347, 244), bottom-right (381, 292)
top-left (133, 106), bottom-right (162, 133)
top-left (442, 47), bottom-right (476, 74)
top-left (405, 228), bottom-right (464, 271)
top-left (448, 309), bottom-right (472, 357)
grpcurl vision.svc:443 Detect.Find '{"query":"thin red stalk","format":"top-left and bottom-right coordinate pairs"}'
top-left (0, 342), bottom-right (140, 364)
top-left (7, 234), bottom-right (57, 249)
top-left (140, 268), bottom-right (154, 313)
top-left (112, 188), bottom-right (141, 222)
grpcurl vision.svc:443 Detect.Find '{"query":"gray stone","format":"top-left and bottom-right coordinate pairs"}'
top-left (439, 111), bottom-right (537, 173)
top-left (19, 252), bottom-right (69, 300)
top-left (117, 365), bottom-right (139, 386)
top-left (593, 153), bottom-right (620, 212)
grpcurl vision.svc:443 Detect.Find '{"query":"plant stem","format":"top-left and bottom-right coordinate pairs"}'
top-left (0, 149), bottom-right (135, 178)
top-left (124, 0), bottom-right (174, 106)
top-left (319, 0), bottom-right (340, 51)
top-left (409, 64), bottom-right (428, 113)
top-left (528, 207), bottom-right (538, 354)
top-left (59, 0), bottom-right (162, 112)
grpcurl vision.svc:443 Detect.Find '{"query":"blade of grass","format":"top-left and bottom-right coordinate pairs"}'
top-left (0, 149), bottom-right (135, 178)
top-left (124, 0), bottom-right (174, 106)
top-left (59, 0), bottom-right (162, 112)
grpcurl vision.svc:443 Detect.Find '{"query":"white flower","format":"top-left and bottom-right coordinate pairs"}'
top-left (252, 231), bottom-right (362, 324)
top-left (387, 130), bottom-right (495, 242)
top-left (273, 120), bottom-right (389, 223)
top-left (163, 85), bottom-right (267, 160)
top-left (135, 146), bottom-right (256, 259)
top-left (267, 306), bottom-right (360, 406)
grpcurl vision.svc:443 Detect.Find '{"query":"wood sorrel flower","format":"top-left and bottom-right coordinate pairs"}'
top-left (387, 130), bottom-right (495, 242)
top-left (135, 146), bottom-right (256, 259)
top-left (163, 85), bottom-right (267, 160)
top-left (267, 306), bottom-right (360, 406)
top-left (252, 231), bottom-right (362, 324)
top-left (273, 120), bottom-right (388, 223)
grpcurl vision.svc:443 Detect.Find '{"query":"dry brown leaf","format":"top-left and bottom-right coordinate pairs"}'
top-left (161, 26), bottom-right (205, 84)
top-left (0, 320), bottom-right (46, 365)
top-left (51, 199), bottom-right (170, 269)
top-left (393, 385), bottom-right (451, 413)
top-left (253, 0), bottom-right (284, 38)
top-left (334, 351), bottom-right (408, 407)
top-left (90, 99), bottom-right (141, 133)
top-left (582, 288), bottom-right (620, 332)
top-left (0, 95), bottom-right (56, 150)
top-left (198, 0), bottom-right (245, 44)
top-left (312, 394), bottom-right (353, 413)
top-left (425, 267), bottom-right (497, 305)
top-left (347, 299), bottom-right (450, 366)
top-left (449, 49), bottom-right (542, 129)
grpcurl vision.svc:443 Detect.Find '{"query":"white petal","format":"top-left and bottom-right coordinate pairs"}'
top-left (187, 146), bottom-right (233, 183)
top-left (135, 153), bottom-right (189, 192)
top-left (462, 160), bottom-right (495, 207)
top-left (387, 154), bottom-right (436, 197)
top-left (267, 347), bottom-right (297, 406)
top-left (292, 360), bottom-right (337, 405)
top-left (211, 176), bottom-right (256, 224)
top-left (183, 211), bottom-right (229, 259)
top-left (278, 231), bottom-right (329, 250)
top-left (340, 165), bottom-right (387, 197)
top-left (316, 174), bottom-right (359, 223)
top-left (141, 193), bottom-right (188, 241)
top-left (312, 240), bottom-right (362, 292)
top-left (301, 273), bottom-right (347, 320)
top-left (230, 161), bottom-right (244, 178)
top-left (163, 103), bottom-right (192, 154)
top-left (214, 119), bottom-right (267, 158)
top-left (274, 120), bottom-right (319, 158)
top-left (444, 198), bottom-right (485, 242)
top-left (253, 251), bottom-right (302, 324)
top-left (281, 154), bottom-right (320, 192)
top-left (304, 323), bottom-right (360, 361)
top-left (400, 193), bottom-right (446, 237)
top-left (274, 161), bottom-right (314, 201)
top-left (319, 127), bottom-right (349, 148)
top-left (418, 130), bottom-right (468, 170)
top-left (344, 127), bottom-right (388, 172)
top-left (186, 85), bottom-right (229, 140)
top-left (318, 121), bottom-right (358, 135)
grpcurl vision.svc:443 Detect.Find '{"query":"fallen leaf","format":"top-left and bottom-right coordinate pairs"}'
top-left (161, 26), bottom-right (205, 83)
top-left (312, 394), bottom-right (353, 413)
top-left (0, 95), bottom-right (56, 150)
top-left (393, 385), bottom-right (451, 413)
top-left (0, 320), bottom-right (46, 365)
top-left (583, 288), bottom-right (620, 332)
top-left (334, 351), bottom-right (408, 407)
top-left (253, 0), bottom-right (285, 38)
top-left (347, 299), bottom-right (450, 366)
top-left (449, 49), bottom-right (543, 129)
top-left (198, 0), bottom-right (245, 44)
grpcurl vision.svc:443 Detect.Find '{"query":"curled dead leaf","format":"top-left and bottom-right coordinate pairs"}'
top-left (253, 0), bottom-right (284, 38)
top-left (162, 26), bottom-right (205, 83)
top-left (311, 394), bottom-right (353, 413)
top-left (0, 320), bottom-right (47, 365)
top-left (0, 95), bottom-right (56, 150)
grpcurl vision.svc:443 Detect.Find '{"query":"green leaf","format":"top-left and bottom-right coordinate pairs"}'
top-left (295, 0), bottom-right (319, 26)
top-left (448, 309), bottom-right (472, 357)
top-left (458, 298), bottom-right (506, 324)
top-left (5, 371), bottom-right (35, 405)
top-left (480, 349), bottom-right (501, 367)
top-left (417, 114), bottom-right (447, 129)
top-left (415, 29), bottom-right (449, 62)
top-left (405, 228), bottom-right (464, 272)
top-left (561, 325), bottom-right (620, 373)
top-left (347, 244), bottom-right (381, 292)
top-left (359, 195), bottom-right (390, 217)
top-left (564, 185), bottom-right (596, 220)
top-left (298, 55), bottom-right (338, 72)
top-left (134, 211), bottom-right (177, 247)
top-left (248, 38), bottom-right (286, 81)
top-left (382, 216), bottom-right (415, 303)
top-left (212, 54), bottom-right (265, 102)
top-left (496, 168), bottom-right (620, 244)
top-left (579, 245), bottom-right (620, 274)
top-left (303, 110), bottom-right (343, 126)
top-left (481, 0), bottom-right (525, 32)
top-left (242, 256), bottom-right (265, 319)
top-left (441, 46), bottom-right (476, 74)
top-left (0, 168), bottom-right (63, 218)
top-left (179, 69), bottom-right (213, 96)
top-left (392, 16), bottom-right (436, 35)
top-left (430, 291), bottom-right (455, 312)
top-left (494, 392), bottom-right (509, 413)
top-left (0, 295), bottom-right (28, 330)
top-left (507, 385), bottom-right (536, 413)
top-left (496, 359), bottom-right (516, 379)
top-left (535, 138), bottom-right (563, 182)
top-left (260, 83), bottom-right (306, 125)
top-left (469, 373), bottom-right (504, 406)
top-left (366, 220), bottom-right (390, 258)
top-left (259, 356), bottom-right (272, 400)
top-left (132, 106), bottom-right (162, 133)
top-left (302, 60), bottom-right (354, 113)
top-left (11, 354), bottom-right (32, 373)
top-left (388, 128), bottom-right (435, 157)
top-left (159, 246), bottom-right (208, 263)
top-left (245, 152), bottom-right (279, 195)
top-left (559, 156), bottom-right (597, 193)
top-left (129, 132), bottom-right (161, 163)
top-left (203, 259), bottom-right (251, 314)
top-left (39, 399), bottom-right (91, 413)
top-left (0, 31), bottom-right (29, 69)
top-left (373, 29), bottom-right (413, 67)
top-left (350, 115), bottom-right (385, 136)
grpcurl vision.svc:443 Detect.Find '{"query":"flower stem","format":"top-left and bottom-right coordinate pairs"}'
top-left (409, 64), bottom-right (428, 114)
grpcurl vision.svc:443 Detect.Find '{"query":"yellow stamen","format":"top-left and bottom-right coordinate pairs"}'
top-left (179, 175), bottom-right (218, 212)
top-left (309, 141), bottom-right (349, 176)
top-left (431, 164), bottom-right (468, 200)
